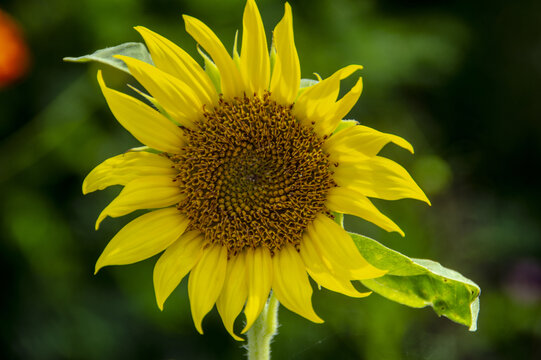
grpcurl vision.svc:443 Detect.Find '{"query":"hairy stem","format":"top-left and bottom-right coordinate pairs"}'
top-left (246, 292), bottom-right (279, 360)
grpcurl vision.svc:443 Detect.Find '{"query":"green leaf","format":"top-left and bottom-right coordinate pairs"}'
top-left (334, 119), bottom-right (359, 133)
top-left (63, 42), bottom-right (153, 75)
top-left (297, 78), bottom-right (319, 97)
top-left (299, 78), bottom-right (318, 89)
top-left (332, 212), bottom-right (344, 226)
top-left (349, 232), bottom-right (480, 331)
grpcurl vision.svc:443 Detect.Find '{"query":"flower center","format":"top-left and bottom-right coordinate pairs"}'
top-left (171, 92), bottom-right (335, 256)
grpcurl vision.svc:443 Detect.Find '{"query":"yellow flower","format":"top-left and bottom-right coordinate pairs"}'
top-left (84, 0), bottom-right (429, 340)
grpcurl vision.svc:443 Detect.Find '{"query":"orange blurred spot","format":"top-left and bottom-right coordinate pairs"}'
top-left (0, 9), bottom-right (30, 88)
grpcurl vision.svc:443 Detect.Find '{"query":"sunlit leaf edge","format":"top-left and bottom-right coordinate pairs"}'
top-left (349, 231), bottom-right (480, 331)
top-left (63, 42), bottom-right (153, 74)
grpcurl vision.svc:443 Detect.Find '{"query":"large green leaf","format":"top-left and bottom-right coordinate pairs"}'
top-left (63, 42), bottom-right (153, 75)
top-left (349, 232), bottom-right (480, 331)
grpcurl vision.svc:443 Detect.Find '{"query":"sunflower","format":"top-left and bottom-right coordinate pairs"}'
top-left (84, 0), bottom-right (429, 340)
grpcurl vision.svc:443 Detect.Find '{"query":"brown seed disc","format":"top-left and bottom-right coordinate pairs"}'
top-left (170, 92), bottom-right (336, 256)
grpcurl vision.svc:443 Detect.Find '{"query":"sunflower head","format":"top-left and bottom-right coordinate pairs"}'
top-left (84, 0), bottom-right (429, 340)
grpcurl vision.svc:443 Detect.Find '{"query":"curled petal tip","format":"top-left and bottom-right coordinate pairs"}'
top-left (94, 262), bottom-right (102, 275)
top-left (228, 330), bottom-right (244, 342)
top-left (194, 322), bottom-right (204, 335)
top-left (95, 212), bottom-right (106, 230)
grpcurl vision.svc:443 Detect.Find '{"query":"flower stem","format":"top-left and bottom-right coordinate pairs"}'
top-left (246, 292), bottom-right (279, 360)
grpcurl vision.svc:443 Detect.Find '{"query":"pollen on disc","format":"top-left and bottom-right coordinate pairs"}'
top-left (170, 92), bottom-right (336, 256)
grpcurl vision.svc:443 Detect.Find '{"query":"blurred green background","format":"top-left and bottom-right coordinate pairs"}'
top-left (1, 0), bottom-right (540, 358)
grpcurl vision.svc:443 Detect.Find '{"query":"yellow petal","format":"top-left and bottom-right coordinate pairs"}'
top-left (127, 84), bottom-right (177, 124)
top-left (325, 144), bottom-right (372, 165)
top-left (308, 214), bottom-right (388, 280)
top-left (295, 65), bottom-right (360, 117)
top-left (269, 3), bottom-right (300, 104)
top-left (299, 232), bottom-right (371, 298)
top-left (324, 124), bottom-right (414, 156)
top-left (272, 244), bottom-right (323, 323)
top-left (95, 208), bottom-right (190, 273)
top-left (242, 247), bottom-right (273, 333)
top-left (153, 231), bottom-right (204, 310)
top-left (135, 26), bottom-right (218, 107)
top-left (333, 156), bottom-right (430, 204)
top-left (183, 15), bottom-right (244, 98)
top-left (188, 244), bottom-right (228, 334)
top-left (97, 71), bottom-right (185, 153)
top-left (82, 151), bottom-right (177, 194)
top-left (294, 65), bottom-right (362, 136)
top-left (317, 76), bottom-right (363, 135)
top-left (95, 176), bottom-right (184, 230)
top-left (326, 187), bottom-right (404, 236)
top-left (216, 252), bottom-right (248, 341)
top-left (115, 55), bottom-right (202, 128)
top-left (240, 0), bottom-right (270, 94)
